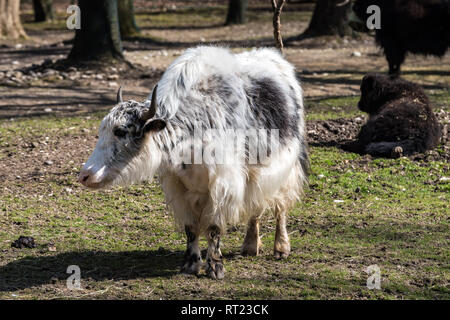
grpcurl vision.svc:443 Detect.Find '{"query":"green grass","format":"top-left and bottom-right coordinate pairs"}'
top-left (0, 94), bottom-right (448, 300)
top-left (430, 90), bottom-right (450, 110)
top-left (305, 90), bottom-right (449, 121)
top-left (21, 10), bottom-right (71, 32)
top-left (305, 96), bottom-right (361, 121)
top-left (20, 5), bottom-right (310, 34)
top-left (0, 112), bottom-right (104, 146)
top-left (136, 5), bottom-right (311, 29)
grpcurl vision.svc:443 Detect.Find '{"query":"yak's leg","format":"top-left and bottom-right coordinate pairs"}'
top-left (366, 140), bottom-right (418, 158)
top-left (181, 225), bottom-right (202, 275)
top-left (388, 62), bottom-right (401, 77)
top-left (386, 47), bottom-right (405, 76)
top-left (274, 209), bottom-right (290, 259)
top-left (241, 216), bottom-right (262, 256)
top-left (205, 225), bottom-right (224, 280)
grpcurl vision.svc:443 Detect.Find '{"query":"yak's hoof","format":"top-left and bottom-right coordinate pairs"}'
top-left (391, 146), bottom-right (403, 159)
top-left (274, 250), bottom-right (289, 260)
top-left (241, 239), bottom-right (262, 256)
top-left (181, 262), bottom-right (201, 275)
top-left (391, 146), bottom-right (403, 158)
top-left (205, 259), bottom-right (225, 280)
top-left (181, 255), bottom-right (202, 275)
top-left (241, 246), bottom-right (260, 256)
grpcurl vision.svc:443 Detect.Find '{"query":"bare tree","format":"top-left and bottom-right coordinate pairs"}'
top-left (272, 0), bottom-right (286, 54)
top-left (225, 0), bottom-right (248, 25)
top-left (0, 0), bottom-right (27, 39)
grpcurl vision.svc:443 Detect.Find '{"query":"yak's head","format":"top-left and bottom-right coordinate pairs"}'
top-left (358, 73), bottom-right (398, 114)
top-left (78, 86), bottom-right (166, 189)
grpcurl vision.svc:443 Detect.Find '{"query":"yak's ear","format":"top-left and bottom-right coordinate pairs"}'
top-left (143, 119), bottom-right (166, 133)
top-left (363, 74), bottom-right (376, 91)
top-left (361, 75), bottom-right (377, 92)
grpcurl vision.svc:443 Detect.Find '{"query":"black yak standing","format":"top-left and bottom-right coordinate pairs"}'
top-left (350, 0), bottom-right (450, 75)
top-left (346, 73), bottom-right (442, 158)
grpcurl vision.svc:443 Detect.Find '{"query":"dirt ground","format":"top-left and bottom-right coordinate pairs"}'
top-left (0, 0), bottom-right (449, 300)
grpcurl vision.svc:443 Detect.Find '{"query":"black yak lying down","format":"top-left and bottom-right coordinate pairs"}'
top-left (351, 0), bottom-right (450, 75)
top-left (345, 73), bottom-right (442, 158)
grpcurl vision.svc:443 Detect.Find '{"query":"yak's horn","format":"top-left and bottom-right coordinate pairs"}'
top-left (337, 0), bottom-right (350, 6)
top-left (117, 86), bottom-right (123, 104)
top-left (142, 84), bottom-right (158, 121)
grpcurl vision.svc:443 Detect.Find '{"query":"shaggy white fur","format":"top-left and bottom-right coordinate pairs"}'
top-left (153, 47), bottom-right (307, 233)
top-left (82, 46), bottom-right (308, 235)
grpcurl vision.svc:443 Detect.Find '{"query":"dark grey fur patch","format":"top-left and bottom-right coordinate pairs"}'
top-left (245, 77), bottom-right (299, 143)
top-left (183, 226), bottom-right (201, 265)
top-left (185, 225), bottom-right (197, 243)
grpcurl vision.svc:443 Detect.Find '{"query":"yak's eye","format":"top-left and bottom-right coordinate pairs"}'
top-left (113, 128), bottom-right (127, 138)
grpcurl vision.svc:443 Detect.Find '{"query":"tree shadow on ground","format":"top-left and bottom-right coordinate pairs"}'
top-left (0, 249), bottom-right (183, 292)
top-left (140, 24), bottom-right (224, 31)
top-left (300, 73), bottom-right (448, 91)
top-left (0, 47), bottom-right (69, 59)
top-left (300, 74), bottom-right (362, 86)
top-left (0, 85), bottom-right (152, 119)
top-left (402, 69), bottom-right (450, 77)
top-left (303, 68), bottom-right (450, 78)
top-left (123, 36), bottom-right (274, 51)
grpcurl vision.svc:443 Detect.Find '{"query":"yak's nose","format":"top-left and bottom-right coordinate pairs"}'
top-left (78, 170), bottom-right (92, 186)
top-left (78, 169), bottom-right (105, 188)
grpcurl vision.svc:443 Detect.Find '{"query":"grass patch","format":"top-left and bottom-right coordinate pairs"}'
top-left (137, 6), bottom-right (228, 29)
top-left (429, 90), bottom-right (450, 110)
top-left (305, 96), bottom-right (361, 121)
top-left (136, 6), bottom-right (311, 29)
top-left (0, 112), bottom-right (106, 146)
top-left (22, 11), bottom-right (71, 32)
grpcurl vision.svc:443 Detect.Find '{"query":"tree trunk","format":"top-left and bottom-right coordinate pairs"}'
top-left (33, 0), bottom-right (54, 22)
top-left (300, 0), bottom-right (352, 38)
top-left (68, 0), bottom-right (123, 62)
top-left (225, 0), bottom-right (248, 25)
top-left (118, 0), bottom-right (139, 38)
top-left (0, 0), bottom-right (27, 39)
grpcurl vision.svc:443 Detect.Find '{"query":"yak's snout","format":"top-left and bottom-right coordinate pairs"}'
top-left (78, 166), bottom-right (113, 189)
top-left (78, 170), bottom-right (90, 184)
top-left (78, 169), bottom-right (101, 188)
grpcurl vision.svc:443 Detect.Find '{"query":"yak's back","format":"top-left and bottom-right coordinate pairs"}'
top-left (153, 47), bottom-right (304, 143)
